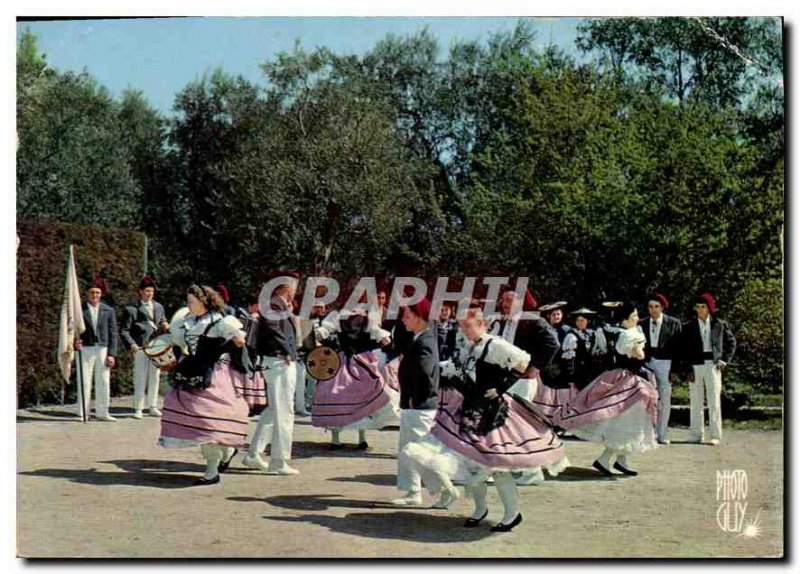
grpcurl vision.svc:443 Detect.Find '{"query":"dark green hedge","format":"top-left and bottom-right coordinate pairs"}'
top-left (17, 220), bottom-right (146, 407)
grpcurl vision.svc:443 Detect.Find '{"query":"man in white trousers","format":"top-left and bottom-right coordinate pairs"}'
top-left (391, 297), bottom-right (441, 506)
top-left (681, 293), bottom-right (737, 446)
top-left (74, 278), bottom-right (119, 421)
top-left (242, 272), bottom-right (300, 475)
top-left (120, 276), bottom-right (169, 419)
top-left (639, 293), bottom-right (682, 444)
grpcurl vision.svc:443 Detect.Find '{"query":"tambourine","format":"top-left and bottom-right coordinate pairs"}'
top-left (305, 345), bottom-right (341, 381)
top-left (143, 333), bottom-right (179, 371)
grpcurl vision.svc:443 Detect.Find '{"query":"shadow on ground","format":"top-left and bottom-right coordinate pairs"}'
top-left (289, 441), bottom-right (395, 460)
top-left (547, 466), bottom-right (621, 482)
top-left (327, 473), bottom-right (396, 486)
top-left (19, 459), bottom-right (206, 489)
top-left (230, 493), bottom-right (495, 542)
top-left (262, 509), bottom-right (495, 543)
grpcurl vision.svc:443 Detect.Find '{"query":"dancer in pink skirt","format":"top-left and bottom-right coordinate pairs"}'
top-left (402, 303), bottom-right (568, 532)
top-left (554, 301), bottom-right (658, 477)
top-left (311, 305), bottom-right (400, 449)
top-left (531, 301), bottom-right (578, 426)
top-left (158, 285), bottom-right (250, 485)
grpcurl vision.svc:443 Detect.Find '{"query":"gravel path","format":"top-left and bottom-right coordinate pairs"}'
top-left (17, 397), bottom-right (783, 558)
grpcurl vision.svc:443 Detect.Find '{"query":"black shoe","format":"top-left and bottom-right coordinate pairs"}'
top-left (463, 510), bottom-right (489, 528)
top-left (330, 443), bottom-right (344, 451)
top-left (491, 514), bottom-right (523, 532)
top-left (355, 441), bottom-right (370, 450)
top-left (193, 475), bottom-right (220, 486)
top-left (218, 448), bottom-right (239, 473)
top-left (613, 461), bottom-right (638, 477)
top-left (592, 460), bottom-right (614, 477)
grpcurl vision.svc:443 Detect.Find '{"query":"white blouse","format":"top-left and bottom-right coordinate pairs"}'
top-left (315, 309), bottom-right (391, 343)
top-left (616, 326), bottom-right (647, 359)
top-left (169, 307), bottom-right (244, 354)
top-left (440, 333), bottom-right (530, 382)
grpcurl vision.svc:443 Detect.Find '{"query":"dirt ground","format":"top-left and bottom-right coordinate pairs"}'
top-left (17, 395), bottom-right (783, 559)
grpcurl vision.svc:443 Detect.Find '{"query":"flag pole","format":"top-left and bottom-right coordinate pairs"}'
top-left (70, 244), bottom-right (88, 424)
top-left (76, 347), bottom-right (87, 423)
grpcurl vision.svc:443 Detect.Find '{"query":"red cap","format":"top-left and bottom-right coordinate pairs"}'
top-left (648, 292), bottom-right (669, 310)
top-left (524, 289), bottom-right (537, 312)
top-left (405, 297), bottom-right (432, 322)
top-left (139, 276), bottom-right (158, 291)
top-left (88, 277), bottom-right (108, 295)
top-left (696, 292), bottom-right (716, 315)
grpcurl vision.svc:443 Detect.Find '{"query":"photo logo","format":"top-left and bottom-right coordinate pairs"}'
top-left (716, 469), bottom-right (763, 538)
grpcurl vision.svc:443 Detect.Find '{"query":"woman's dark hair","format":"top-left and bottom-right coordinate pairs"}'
top-left (619, 301), bottom-right (639, 323)
top-left (186, 284), bottom-right (225, 313)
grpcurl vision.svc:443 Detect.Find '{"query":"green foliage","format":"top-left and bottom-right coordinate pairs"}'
top-left (17, 221), bottom-right (146, 407)
top-left (17, 31), bottom-right (142, 228)
top-left (16, 21), bottom-right (785, 400)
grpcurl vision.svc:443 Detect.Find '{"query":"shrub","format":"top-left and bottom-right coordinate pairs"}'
top-left (17, 220), bottom-right (146, 407)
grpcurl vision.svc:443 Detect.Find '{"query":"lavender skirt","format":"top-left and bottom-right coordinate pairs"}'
top-left (552, 368), bottom-right (658, 453)
top-left (312, 350), bottom-right (399, 429)
top-left (530, 383), bottom-right (579, 425)
top-left (427, 388), bottom-right (567, 472)
top-left (554, 368), bottom-right (658, 430)
top-left (232, 371), bottom-right (268, 414)
top-left (159, 362), bottom-right (250, 448)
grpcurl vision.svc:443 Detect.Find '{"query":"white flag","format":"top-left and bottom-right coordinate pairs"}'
top-left (57, 245), bottom-right (85, 383)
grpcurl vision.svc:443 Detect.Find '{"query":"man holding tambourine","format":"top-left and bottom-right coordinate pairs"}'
top-left (120, 276), bottom-right (169, 419)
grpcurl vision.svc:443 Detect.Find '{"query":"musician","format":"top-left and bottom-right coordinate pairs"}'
top-left (158, 285), bottom-right (249, 485)
top-left (120, 276), bottom-right (168, 419)
top-left (311, 294), bottom-right (397, 450)
top-left (639, 293), bottom-right (682, 444)
top-left (242, 272), bottom-right (301, 475)
top-left (299, 302), bottom-right (328, 412)
top-left (681, 293), bottom-right (737, 446)
top-left (75, 278), bottom-right (119, 421)
top-left (391, 298), bottom-right (440, 506)
top-left (401, 303), bottom-right (567, 531)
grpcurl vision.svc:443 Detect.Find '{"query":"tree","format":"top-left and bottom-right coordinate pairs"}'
top-left (577, 17), bottom-right (783, 109)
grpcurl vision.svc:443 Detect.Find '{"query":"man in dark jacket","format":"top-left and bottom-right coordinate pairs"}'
top-left (120, 276), bottom-right (168, 419)
top-left (490, 288), bottom-right (560, 485)
top-left (639, 293), bottom-right (682, 445)
top-left (242, 272), bottom-right (301, 475)
top-left (681, 293), bottom-right (736, 446)
top-left (392, 297), bottom-right (440, 506)
top-left (75, 278), bottom-right (119, 421)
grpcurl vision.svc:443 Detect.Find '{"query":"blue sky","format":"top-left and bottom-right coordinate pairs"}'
top-left (17, 17), bottom-right (586, 116)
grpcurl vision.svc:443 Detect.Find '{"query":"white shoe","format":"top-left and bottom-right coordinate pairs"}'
top-left (515, 470), bottom-right (545, 486)
top-left (391, 492), bottom-right (423, 506)
top-left (242, 453), bottom-right (271, 471)
top-left (132, 410), bottom-right (143, 419)
top-left (657, 438), bottom-right (671, 445)
top-left (432, 487), bottom-right (460, 509)
top-left (148, 407), bottom-right (162, 417)
top-left (95, 414), bottom-right (117, 422)
top-left (708, 438), bottom-right (721, 446)
top-left (266, 463), bottom-right (300, 475)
